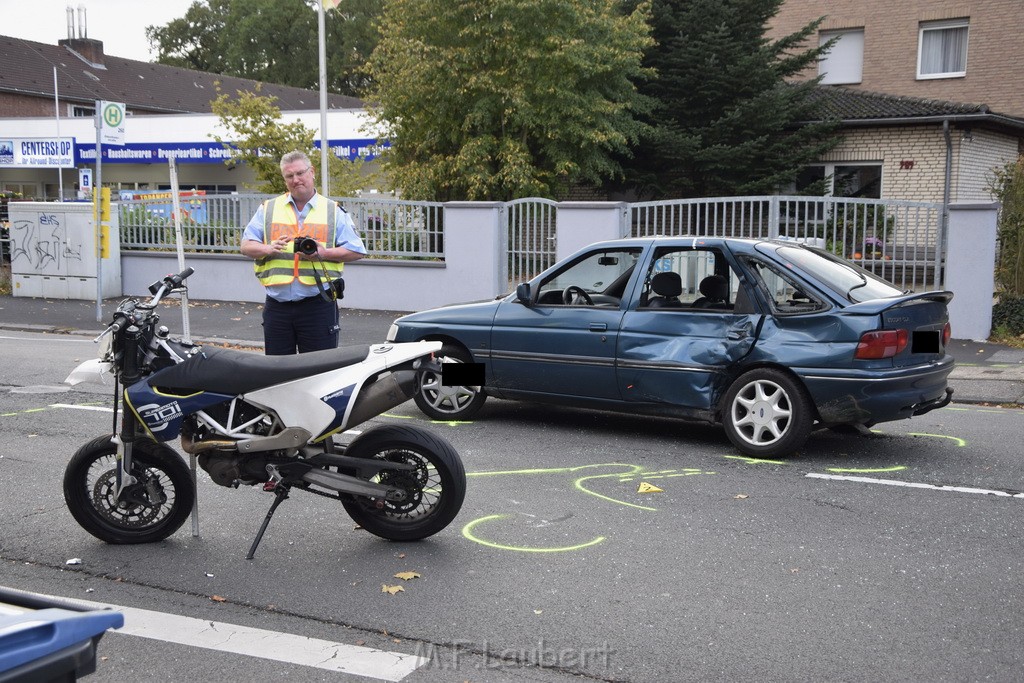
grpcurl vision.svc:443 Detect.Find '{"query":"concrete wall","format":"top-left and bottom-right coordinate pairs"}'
top-left (944, 202), bottom-right (999, 340)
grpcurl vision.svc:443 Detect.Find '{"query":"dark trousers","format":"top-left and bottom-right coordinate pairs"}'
top-left (262, 295), bottom-right (340, 355)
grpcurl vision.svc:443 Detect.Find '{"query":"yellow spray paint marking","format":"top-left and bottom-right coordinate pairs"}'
top-left (723, 455), bottom-right (789, 465)
top-left (381, 412), bottom-right (415, 420)
top-left (574, 468), bottom-right (660, 511)
top-left (1, 402), bottom-right (109, 418)
top-left (618, 468), bottom-right (707, 482)
top-left (430, 420), bottom-right (475, 427)
top-left (637, 482), bottom-right (663, 494)
top-left (906, 432), bottom-right (967, 447)
top-left (828, 466), bottom-right (907, 474)
top-left (462, 514), bottom-right (605, 553)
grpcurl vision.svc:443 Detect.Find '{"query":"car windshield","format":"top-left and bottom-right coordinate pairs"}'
top-left (772, 245), bottom-right (904, 303)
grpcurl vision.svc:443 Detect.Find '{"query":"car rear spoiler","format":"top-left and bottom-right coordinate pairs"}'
top-left (841, 290), bottom-right (954, 316)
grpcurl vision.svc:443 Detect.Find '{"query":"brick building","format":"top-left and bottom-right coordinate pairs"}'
top-left (764, 0), bottom-right (1024, 204)
top-left (768, 0), bottom-right (1024, 118)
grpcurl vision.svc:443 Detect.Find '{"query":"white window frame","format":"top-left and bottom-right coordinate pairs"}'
top-left (917, 19), bottom-right (969, 80)
top-left (818, 29), bottom-right (864, 85)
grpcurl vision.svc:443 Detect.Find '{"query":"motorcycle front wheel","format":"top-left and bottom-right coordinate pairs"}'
top-left (340, 425), bottom-right (466, 541)
top-left (63, 435), bottom-right (195, 544)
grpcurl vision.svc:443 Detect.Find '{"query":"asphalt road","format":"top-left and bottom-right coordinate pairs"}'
top-left (1, 331), bottom-right (1023, 682)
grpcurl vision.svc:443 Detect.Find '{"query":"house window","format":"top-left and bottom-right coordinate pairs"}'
top-left (918, 19), bottom-right (968, 79)
top-left (794, 163), bottom-right (882, 199)
top-left (818, 29), bottom-right (864, 85)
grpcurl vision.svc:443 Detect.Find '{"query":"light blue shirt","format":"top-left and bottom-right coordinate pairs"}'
top-left (243, 193), bottom-right (367, 302)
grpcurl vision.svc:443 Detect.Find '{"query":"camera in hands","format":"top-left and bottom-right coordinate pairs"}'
top-left (293, 236), bottom-right (319, 255)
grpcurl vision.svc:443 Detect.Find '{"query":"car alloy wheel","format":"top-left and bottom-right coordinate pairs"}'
top-left (722, 368), bottom-right (813, 457)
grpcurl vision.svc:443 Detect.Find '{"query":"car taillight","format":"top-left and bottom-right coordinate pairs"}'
top-left (855, 329), bottom-right (909, 359)
top-left (942, 322), bottom-right (951, 346)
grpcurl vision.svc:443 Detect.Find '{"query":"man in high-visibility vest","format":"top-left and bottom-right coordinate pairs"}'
top-left (241, 150), bottom-right (366, 355)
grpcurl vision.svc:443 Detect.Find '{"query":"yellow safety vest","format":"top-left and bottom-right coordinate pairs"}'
top-left (253, 195), bottom-right (344, 287)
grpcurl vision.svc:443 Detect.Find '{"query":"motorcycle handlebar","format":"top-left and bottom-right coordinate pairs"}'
top-left (167, 267), bottom-right (195, 289)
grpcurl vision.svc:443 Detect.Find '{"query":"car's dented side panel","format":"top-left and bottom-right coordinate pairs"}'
top-left (616, 311), bottom-right (761, 408)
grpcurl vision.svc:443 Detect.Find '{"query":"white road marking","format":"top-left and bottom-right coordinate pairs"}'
top-left (807, 472), bottom-right (1024, 499)
top-left (13, 590), bottom-right (426, 681)
top-left (0, 334), bottom-right (95, 343)
top-left (49, 403), bottom-right (114, 412)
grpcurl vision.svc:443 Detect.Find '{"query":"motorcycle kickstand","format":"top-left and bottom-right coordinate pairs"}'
top-left (246, 484), bottom-right (290, 560)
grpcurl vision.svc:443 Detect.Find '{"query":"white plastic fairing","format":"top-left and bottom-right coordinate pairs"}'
top-left (65, 359), bottom-right (114, 386)
top-left (245, 340), bottom-right (441, 436)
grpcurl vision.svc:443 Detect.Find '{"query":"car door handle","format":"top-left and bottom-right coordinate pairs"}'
top-left (589, 322), bottom-right (608, 332)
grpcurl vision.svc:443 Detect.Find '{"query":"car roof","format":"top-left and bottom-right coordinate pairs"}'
top-left (580, 235), bottom-right (777, 251)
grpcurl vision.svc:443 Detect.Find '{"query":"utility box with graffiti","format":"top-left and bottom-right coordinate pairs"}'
top-left (8, 201), bottom-right (121, 299)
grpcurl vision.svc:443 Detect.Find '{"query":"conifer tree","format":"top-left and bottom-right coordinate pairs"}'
top-left (620, 0), bottom-right (837, 199)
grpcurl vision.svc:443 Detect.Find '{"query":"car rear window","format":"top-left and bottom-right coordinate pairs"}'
top-left (772, 245), bottom-right (904, 303)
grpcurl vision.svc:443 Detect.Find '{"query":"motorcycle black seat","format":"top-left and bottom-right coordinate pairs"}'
top-left (149, 344), bottom-right (372, 395)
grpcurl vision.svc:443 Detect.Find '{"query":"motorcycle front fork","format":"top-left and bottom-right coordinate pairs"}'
top-left (113, 402), bottom-right (144, 500)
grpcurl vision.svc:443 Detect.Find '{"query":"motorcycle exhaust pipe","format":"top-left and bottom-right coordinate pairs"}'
top-left (345, 370), bottom-right (416, 430)
top-left (181, 432), bottom-right (237, 454)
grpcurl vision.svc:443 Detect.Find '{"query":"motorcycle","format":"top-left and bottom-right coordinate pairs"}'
top-left (62, 268), bottom-right (466, 559)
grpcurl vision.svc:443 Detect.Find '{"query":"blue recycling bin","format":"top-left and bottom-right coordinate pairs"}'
top-left (0, 587), bottom-right (123, 682)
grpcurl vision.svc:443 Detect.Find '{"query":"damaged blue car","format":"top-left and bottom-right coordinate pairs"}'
top-left (386, 237), bottom-right (954, 457)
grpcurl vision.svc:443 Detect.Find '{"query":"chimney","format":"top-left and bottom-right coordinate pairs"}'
top-left (58, 5), bottom-right (105, 67)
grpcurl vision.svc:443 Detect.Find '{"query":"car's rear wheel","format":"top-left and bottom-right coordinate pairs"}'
top-left (722, 368), bottom-right (813, 457)
top-left (414, 344), bottom-right (486, 420)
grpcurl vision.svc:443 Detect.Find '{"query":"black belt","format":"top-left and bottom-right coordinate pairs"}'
top-left (267, 293), bottom-right (329, 305)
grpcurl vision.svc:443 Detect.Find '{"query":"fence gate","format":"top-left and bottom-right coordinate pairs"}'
top-left (506, 198), bottom-right (558, 289)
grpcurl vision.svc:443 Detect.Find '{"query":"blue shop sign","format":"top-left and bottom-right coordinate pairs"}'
top-left (75, 139), bottom-right (388, 164)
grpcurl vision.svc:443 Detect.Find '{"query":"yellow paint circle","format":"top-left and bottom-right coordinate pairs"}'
top-left (462, 514), bottom-right (605, 553)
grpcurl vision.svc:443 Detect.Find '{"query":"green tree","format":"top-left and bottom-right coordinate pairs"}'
top-left (990, 156), bottom-right (1024, 336)
top-left (992, 156), bottom-right (1024, 297)
top-left (146, 0), bottom-right (381, 97)
top-left (211, 87), bottom-right (374, 195)
top-left (363, 0), bottom-right (654, 201)
top-left (618, 0), bottom-right (838, 199)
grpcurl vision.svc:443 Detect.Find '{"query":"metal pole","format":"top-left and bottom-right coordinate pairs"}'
top-left (318, 0), bottom-right (330, 197)
top-left (168, 158), bottom-right (191, 343)
top-left (94, 100), bottom-right (103, 322)
top-left (53, 67), bottom-right (64, 201)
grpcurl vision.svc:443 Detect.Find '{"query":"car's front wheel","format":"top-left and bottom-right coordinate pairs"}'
top-left (722, 368), bottom-right (813, 457)
top-left (414, 344), bottom-right (486, 420)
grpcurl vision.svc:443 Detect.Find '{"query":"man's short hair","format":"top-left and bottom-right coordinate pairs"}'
top-left (280, 150), bottom-right (311, 169)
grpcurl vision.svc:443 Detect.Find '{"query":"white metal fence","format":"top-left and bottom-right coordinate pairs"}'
top-left (117, 192), bottom-right (946, 291)
top-left (119, 193), bottom-right (444, 260)
top-left (628, 196), bottom-right (945, 290)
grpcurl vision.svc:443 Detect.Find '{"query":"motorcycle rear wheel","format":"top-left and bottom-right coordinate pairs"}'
top-left (63, 435), bottom-right (195, 544)
top-left (340, 425), bottom-right (466, 541)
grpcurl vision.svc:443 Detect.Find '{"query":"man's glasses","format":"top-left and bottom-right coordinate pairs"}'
top-left (283, 167), bottom-right (311, 181)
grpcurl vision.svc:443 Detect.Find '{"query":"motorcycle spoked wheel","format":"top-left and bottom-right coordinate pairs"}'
top-left (63, 435), bottom-right (195, 544)
top-left (338, 425), bottom-right (466, 541)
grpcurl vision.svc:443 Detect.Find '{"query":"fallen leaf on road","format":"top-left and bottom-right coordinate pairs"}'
top-left (381, 584), bottom-right (405, 595)
top-left (394, 571), bottom-right (421, 581)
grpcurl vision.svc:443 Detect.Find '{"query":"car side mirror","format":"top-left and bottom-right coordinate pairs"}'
top-left (515, 282), bottom-right (532, 305)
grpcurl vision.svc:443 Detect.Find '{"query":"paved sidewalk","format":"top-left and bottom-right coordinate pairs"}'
top-left (1, 294), bottom-right (1022, 407)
